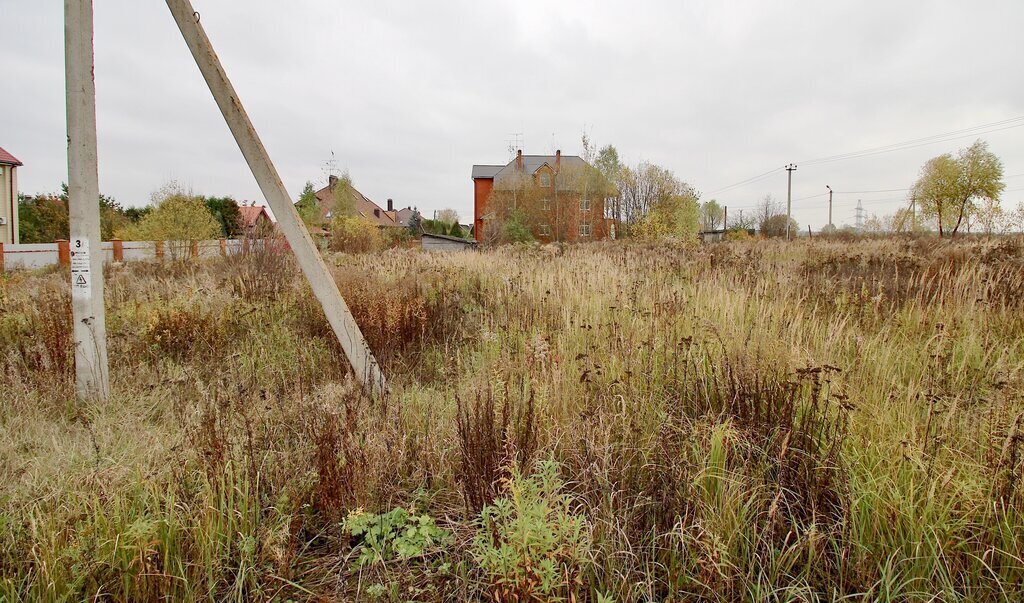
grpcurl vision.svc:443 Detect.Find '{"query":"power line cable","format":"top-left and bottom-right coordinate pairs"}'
top-left (834, 187), bottom-right (910, 194)
top-left (791, 192), bottom-right (828, 202)
top-left (705, 166), bottom-right (784, 195)
top-left (706, 116), bottom-right (1024, 203)
top-left (799, 118), bottom-right (1024, 166)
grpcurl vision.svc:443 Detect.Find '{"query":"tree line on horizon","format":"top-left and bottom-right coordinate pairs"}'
top-left (17, 183), bottom-right (249, 245)
top-left (13, 139), bottom-right (1018, 247)
top-left (725, 140), bottom-right (1019, 237)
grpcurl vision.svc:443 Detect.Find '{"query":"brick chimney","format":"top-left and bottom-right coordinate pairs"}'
top-left (516, 149), bottom-right (523, 171)
top-left (387, 198), bottom-right (394, 212)
top-left (328, 174), bottom-right (338, 188)
top-left (555, 149), bottom-right (561, 171)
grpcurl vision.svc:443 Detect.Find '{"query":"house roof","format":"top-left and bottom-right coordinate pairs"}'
top-left (421, 232), bottom-right (477, 245)
top-left (314, 178), bottom-right (397, 227)
top-left (473, 154), bottom-right (588, 185)
top-left (395, 206), bottom-right (416, 226)
top-left (238, 205), bottom-right (273, 229)
top-left (471, 164), bottom-right (503, 179)
top-left (0, 146), bottom-right (23, 167)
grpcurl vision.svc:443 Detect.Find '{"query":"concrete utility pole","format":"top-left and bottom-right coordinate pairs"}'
top-left (65, 0), bottom-right (110, 402)
top-left (785, 163), bottom-right (797, 240)
top-left (911, 194), bottom-right (917, 231)
top-left (826, 185), bottom-right (833, 230)
top-left (166, 0), bottom-right (386, 397)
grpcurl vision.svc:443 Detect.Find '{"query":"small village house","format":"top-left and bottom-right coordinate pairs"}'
top-left (381, 198), bottom-right (418, 227)
top-left (471, 150), bottom-right (613, 243)
top-left (0, 146), bottom-right (23, 245)
top-left (237, 203), bottom-right (275, 236)
top-left (394, 203), bottom-right (416, 227)
top-left (313, 175), bottom-right (400, 230)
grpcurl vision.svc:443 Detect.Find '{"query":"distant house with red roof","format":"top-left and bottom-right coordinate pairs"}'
top-left (237, 204), bottom-right (274, 236)
top-left (0, 145), bottom-right (23, 245)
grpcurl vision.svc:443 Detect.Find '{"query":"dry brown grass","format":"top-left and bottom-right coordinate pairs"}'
top-left (1, 236), bottom-right (1023, 601)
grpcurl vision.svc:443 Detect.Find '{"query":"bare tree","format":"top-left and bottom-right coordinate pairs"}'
top-left (731, 209), bottom-right (755, 230)
top-left (619, 162), bottom-right (690, 230)
top-left (436, 208), bottom-right (460, 224)
top-left (754, 194), bottom-right (781, 232)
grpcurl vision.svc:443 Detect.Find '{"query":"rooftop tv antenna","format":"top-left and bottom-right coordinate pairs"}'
top-left (506, 133), bottom-right (523, 160)
top-left (322, 150), bottom-right (341, 183)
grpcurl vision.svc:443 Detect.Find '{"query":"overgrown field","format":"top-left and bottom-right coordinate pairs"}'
top-left (2, 238), bottom-right (1024, 601)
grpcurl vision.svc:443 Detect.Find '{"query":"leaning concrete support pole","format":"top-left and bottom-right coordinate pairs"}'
top-left (65, 0), bottom-right (110, 402)
top-left (165, 0), bottom-right (386, 397)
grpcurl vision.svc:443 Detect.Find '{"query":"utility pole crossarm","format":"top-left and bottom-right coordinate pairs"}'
top-left (165, 0), bottom-right (386, 397)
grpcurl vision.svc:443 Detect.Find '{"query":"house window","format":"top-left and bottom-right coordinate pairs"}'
top-left (539, 224), bottom-right (551, 237)
top-left (543, 197), bottom-right (551, 211)
top-left (539, 173), bottom-right (551, 187)
top-left (580, 198), bottom-right (591, 212)
top-left (579, 222), bottom-right (592, 237)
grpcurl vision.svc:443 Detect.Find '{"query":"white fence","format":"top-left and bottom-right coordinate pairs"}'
top-left (1, 239), bottom-right (262, 272)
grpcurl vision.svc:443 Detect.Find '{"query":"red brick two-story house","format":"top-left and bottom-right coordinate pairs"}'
top-left (472, 150), bottom-right (613, 243)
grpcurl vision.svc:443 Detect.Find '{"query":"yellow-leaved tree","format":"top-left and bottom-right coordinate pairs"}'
top-left (116, 182), bottom-right (221, 258)
top-left (911, 140), bottom-right (1005, 237)
top-left (633, 192), bottom-right (701, 242)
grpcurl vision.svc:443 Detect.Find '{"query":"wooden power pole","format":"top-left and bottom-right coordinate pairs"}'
top-left (65, 0), bottom-right (110, 402)
top-left (165, 0), bottom-right (386, 396)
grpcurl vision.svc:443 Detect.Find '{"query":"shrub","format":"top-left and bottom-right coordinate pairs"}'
top-left (381, 226), bottom-right (413, 248)
top-left (116, 183), bottom-right (221, 256)
top-left (760, 213), bottom-right (799, 238)
top-left (472, 460), bottom-right (591, 601)
top-left (725, 228), bottom-right (752, 241)
top-left (501, 209), bottom-right (535, 244)
top-left (632, 193), bottom-right (700, 241)
top-left (0, 282), bottom-right (72, 379)
top-left (141, 304), bottom-right (226, 361)
top-left (224, 236), bottom-right (293, 302)
top-left (330, 215), bottom-right (385, 253)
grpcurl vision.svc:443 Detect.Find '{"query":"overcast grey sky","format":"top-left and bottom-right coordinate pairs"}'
top-left (2, 0), bottom-right (1022, 229)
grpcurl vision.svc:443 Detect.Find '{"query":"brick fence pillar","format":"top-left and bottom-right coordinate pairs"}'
top-left (190, 240), bottom-right (199, 259)
top-left (219, 239), bottom-right (227, 256)
top-left (57, 239), bottom-right (71, 266)
top-left (0, 242), bottom-right (4, 272)
top-left (155, 240), bottom-right (165, 260)
top-left (111, 238), bottom-right (123, 262)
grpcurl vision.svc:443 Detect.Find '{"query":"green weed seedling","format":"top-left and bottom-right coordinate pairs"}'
top-left (472, 460), bottom-right (592, 601)
top-left (343, 507), bottom-right (449, 567)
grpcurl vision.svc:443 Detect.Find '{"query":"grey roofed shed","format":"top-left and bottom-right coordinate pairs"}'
top-left (421, 232), bottom-right (477, 252)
